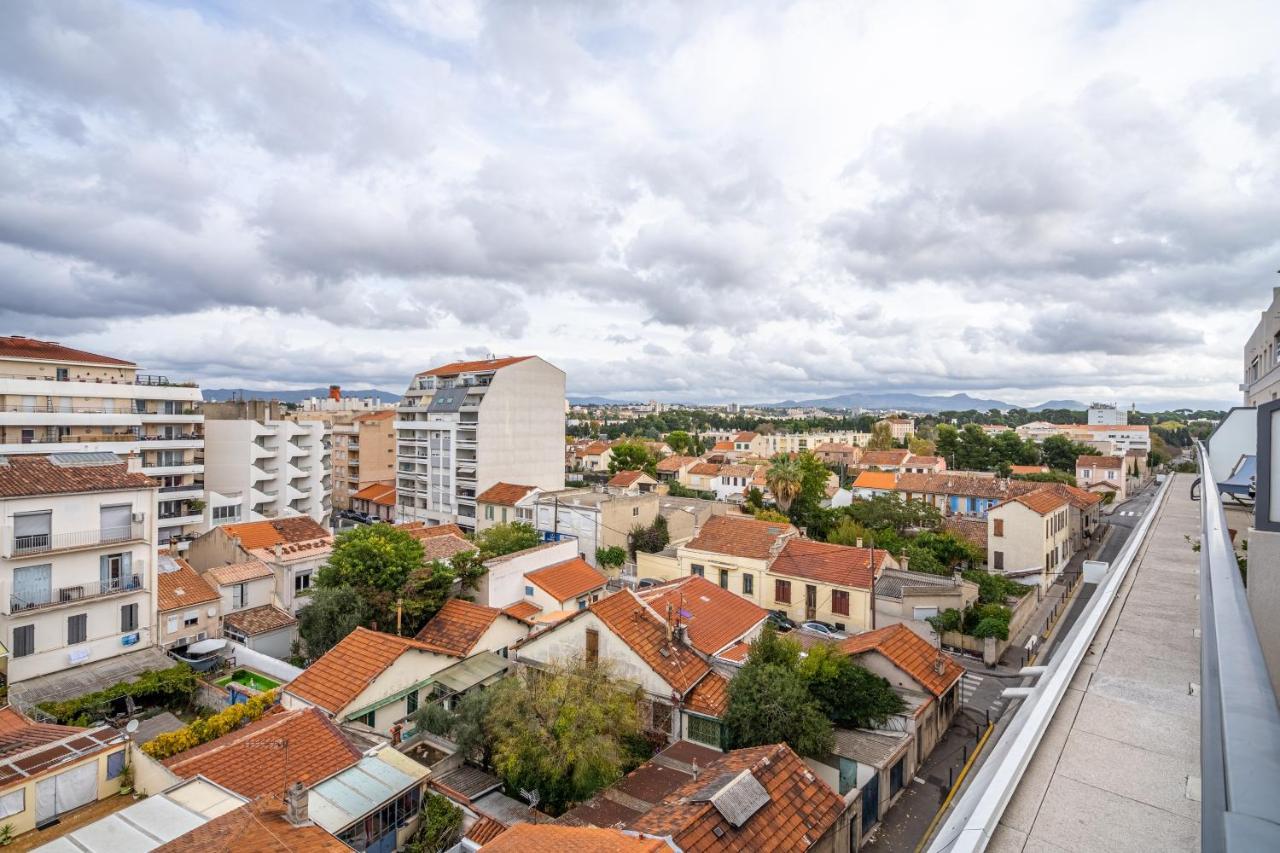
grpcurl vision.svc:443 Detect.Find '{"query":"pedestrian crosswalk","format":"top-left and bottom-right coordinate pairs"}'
top-left (1118, 509), bottom-right (1143, 517)
top-left (959, 671), bottom-right (1008, 717)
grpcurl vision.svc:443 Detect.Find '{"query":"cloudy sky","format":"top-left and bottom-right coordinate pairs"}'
top-left (1, 0), bottom-right (1277, 408)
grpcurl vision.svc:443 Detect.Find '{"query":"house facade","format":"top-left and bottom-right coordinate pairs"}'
top-left (675, 515), bottom-right (798, 607)
top-left (534, 489), bottom-right (658, 568)
top-left (764, 539), bottom-right (890, 632)
top-left (987, 490), bottom-right (1073, 587)
top-left (894, 473), bottom-right (1042, 518)
top-left (1076, 455), bottom-right (1128, 501)
top-left (475, 482), bottom-right (539, 531)
top-left (155, 553), bottom-right (221, 651)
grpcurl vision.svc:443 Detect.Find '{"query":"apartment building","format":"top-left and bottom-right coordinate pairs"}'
top-left (703, 430), bottom-right (872, 456)
top-left (203, 400), bottom-right (331, 525)
top-left (1243, 285), bottom-right (1280, 405)
top-left (326, 410), bottom-right (395, 511)
top-left (1014, 420), bottom-right (1150, 456)
top-left (0, 336), bottom-right (236, 550)
top-left (1087, 403), bottom-right (1129, 426)
top-left (395, 356), bottom-right (565, 532)
top-left (534, 488), bottom-right (658, 568)
top-left (876, 418), bottom-right (916, 441)
top-left (0, 453), bottom-right (158, 682)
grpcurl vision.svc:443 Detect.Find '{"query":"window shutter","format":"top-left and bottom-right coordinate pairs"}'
top-left (100, 555), bottom-right (109, 590)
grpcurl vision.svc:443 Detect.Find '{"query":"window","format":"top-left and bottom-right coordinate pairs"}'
top-left (166, 614), bottom-right (179, 633)
top-left (12, 511), bottom-right (51, 553)
top-left (832, 589), bottom-right (850, 616)
top-left (406, 690), bottom-right (418, 716)
top-left (107, 750), bottom-right (125, 779)
top-left (742, 574), bottom-right (753, 596)
top-left (13, 625), bottom-right (34, 658)
top-left (121, 603), bottom-right (138, 632)
top-left (294, 573), bottom-right (311, 594)
top-left (100, 503), bottom-right (133, 540)
top-left (231, 583), bottom-right (246, 610)
top-left (351, 710), bottom-right (376, 727)
top-left (1082, 469), bottom-right (1091, 479)
top-left (686, 714), bottom-right (722, 748)
top-left (68, 613), bottom-right (87, 645)
top-left (501, 508), bottom-right (508, 523)
top-left (775, 579), bottom-right (791, 604)
top-left (0, 789), bottom-right (24, 819)
top-left (719, 569), bottom-right (729, 589)
top-left (484, 505), bottom-right (494, 520)
top-left (993, 518), bottom-right (1004, 537)
top-left (212, 505), bottom-right (240, 523)
top-left (993, 551), bottom-right (1004, 571)
top-left (691, 564), bottom-right (704, 577)
top-left (1107, 470), bottom-right (1116, 481)
top-left (183, 609), bottom-right (199, 627)
top-left (577, 598), bottom-right (588, 610)
top-left (524, 585), bottom-right (534, 597)
top-left (12, 563), bottom-right (52, 609)
top-left (632, 506), bottom-right (640, 516)
top-left (585, 628), bottom-right (599, 664)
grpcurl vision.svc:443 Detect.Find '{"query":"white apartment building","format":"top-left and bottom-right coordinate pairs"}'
top-left (203, 401), bottom-right (330, 526)
top-left (0, 453), bottom-right (158, 682)
top-left (0, 336), bottom-right (238, 551)
top-left (395, 356), bottom-right (565, 532)
top-left (1243, 286), bottom-right (1280, 405)
top-left (701, 430), bottom-right (872, 455)
top-left (1087, 403), bottom-right (1128, 426)
top-left (1014, 421), bottom-right (1151, 456)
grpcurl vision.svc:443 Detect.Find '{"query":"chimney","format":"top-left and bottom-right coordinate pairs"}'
top-left (856, 538), bottom-right (863, 549)
top-left (691, 758), bottom-right (700, 781)
top-left (274, 543), bottom-right (282, 560)
top-left (900, 553), bottom-right (909, 572)
top-left (125, 453), bottom-right (143, 474)
top-left (284, 781), bottom-right (309, 825)
top-left (329, 385), bottom-right (341, 401)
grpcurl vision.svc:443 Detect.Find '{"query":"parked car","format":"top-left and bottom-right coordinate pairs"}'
top-left (767, 611), bottom-right (796, 633)
top-left (800, 620), bottom-right (848, 640)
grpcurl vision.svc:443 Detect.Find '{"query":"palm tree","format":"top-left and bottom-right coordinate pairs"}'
top-left (766, 455), bottom-right (803, 514)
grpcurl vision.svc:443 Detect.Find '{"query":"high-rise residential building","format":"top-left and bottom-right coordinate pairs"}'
top-left (1243, 285), bottom-right (1280, 405)
top-left (395, 356), bottom-right (565, 532)
top-left (0, 453), bottom-right (158, 682)
top-left (324, 410), bottom-right (395, 511)
top-left (0, 336), bottom-right (238, 550)
top-left (1086, 403), bottom-right (1127, 426)
top-left (203, 400), bottom-right (331, 526)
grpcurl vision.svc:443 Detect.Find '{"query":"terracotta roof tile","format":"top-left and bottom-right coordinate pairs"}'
top-left (579, 441), bottom-right (612, 456)
top-left (398, 522), bottom-right (469, 541)
top-left (684, 515), bottom-right (796, 561)
top-left (351, 482), bottom-right (395, 506)
top-left (768, 539), bottom-right (884, 590)
top-left (422, 533), bottom-right (478, 563)
top-left (222, 516), bottom-right (332, 550)
top-left (1000, 488), bottom-right (1070, 515)
top-left (476, 482), bottom-right (538, 505)
top-left (466, 816), bottom-right (508, 845)
top-left (157, 557), bottom-right (221, 612)
top-left (415, 598), bottom-right (504, 656)
top-left (0, 708), bottom-right (86, 759)
top-left (590, 590), bottom-right (709, 695)
top-left (637, 575), bottom-right (765, 656)
top-left (942, 516), bottom-right (988, 551)
top-left (906, 455), bottom-right (944, 467)
top-left (0, 336), bottom-right (134, 366)
top-left (1077, 454), bottom-right (1124, 469)
top-left (853, 470), bottom-right (897, 490)
top-left (627, 743), bottom-right (844, 851)
top-left (688, 462), bottom-right (721, 476)
top-left (525, 557), bottom-right (608, 603)
top-left (205, 560), bottom-right (274, 586)
top-left (502, 601), bottom-right (542, 623)
top-left (285, 627), bottom-right (445, 714)
top-left (839, 623), bottom-right (964, 697)
top-left (894, 473), bottom-right (1043, 501)
top-left (608, 470), bottom-right (648, 488)
top-left (223, 604), bottom-right (296, 637)
top-left (861, 450), bottom-right (911, 467)
top-left (0, 454), bottom-right (155, 498)
top-left (1037, 482), bottom-right (1103, 509)
top-left (733, 432), bottom-right (758, 442)
top-left (711, 441), bottom-right (735, 452)
top-left (481, 824), bottom-right (667, 852)
top-left (1009, 465), bottom-right (1048, 475)
top-left (164, 707), bottom-right (360, 799)
top-left (419, 355), bottom-right (533, 376)
top-left (155, 797), bottom-right (348, 852)
top-left (683, 672), bottom-right (730, 718)
top-left (656, 455), bottom-right (699, 473)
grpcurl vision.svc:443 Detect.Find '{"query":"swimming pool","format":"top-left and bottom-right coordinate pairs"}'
top-left (213, 669), bottom-right (281, 692)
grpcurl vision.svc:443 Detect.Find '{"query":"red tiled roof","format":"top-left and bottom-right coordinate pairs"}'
top-left (608, 470), bottom-right (649, 488)
top-left (688, 462), bottom-right (721, 476)
top-left (711, 441), bottom-right (735, 452)
top-left (590, 590), bottom-right (709, 694)
top-left (222, 516), bottom-right (332, 550)
top-left (578, 441), bottom-right (612, 456)
top-left (0, 708), bottom-right (86, 760)
top-left (942, 516), bottom-right (988, 551)
top-left (628, 743), bottom-right (844, 852)
top-left (683, 672), bottom-right (730, 718)
top-left (351, 482), bottom-right (395, 506)
top-left (157, 558), bottom-right (220, 612)
top-left (1077, 454), bottom-right (1124, 469)
top-left (1000, 488), bottom-right (1070, 516)
top-left (656, 455), bottom-right (698, 472)
top-left (1037, 482), bottom-right (1103, 509)
top-left (223, 604), bottom-right (296, 637)
top-left (906, 455), bottom-right (943, 467)
top-left (861, 449), bottom-right (911, 466)
top-left (476, 482), bottom-right (538, 505)
top-left (415, 598), bottom-right (508, 656)
top-left (285, 627), bottom-right (446, 714)
top-left (481, 824), bottom-right (667, 852)
top-left (715, 641), bottom-right (751, 664)
top-left (768, 538), bottom-right (883, 590)
top-left (422, 533), bottom-right (478, 563)
top-left (155, 797), bottom-right (348, 852)
top-left (0, 336), bottom-right (134, 366)
top-left (164, 707), bottom-right (361, 799)
top-left (637, 575), bottom-right (765, 656)
top-left (853, 470), bottom-right (896, 490)
top-left (525, 557), bottom-right (608, 603)
top-left (205, 560), bottom-right (273, 586)
top-left (466, 816), bottom-right (508, 845)
top-left (1009, 465), bottom-right (1048, 475)
top-left (894, 473), bottom-right (1042, 501)
top-left (685, 515), bottom-right (797, 561)
top-left (733, 432), bottom-right (758, 442)
top-left (502, 601), bottom-right (542, 623)
top-left (0, 454), bottom-right (155, 498)
top-left (839, 623), bottom-right (964, 697)
top-left (420, 356), bottom-right (533, 376)
top-left (398, 522), bottom-right (469, 542)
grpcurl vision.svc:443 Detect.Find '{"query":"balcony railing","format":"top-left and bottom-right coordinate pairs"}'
top-left (160, 480), bottom-right (204, 493)
top-left (10, 574), bottom-right (144, 613)
top-left (10, 523), bottom-right (145, 557)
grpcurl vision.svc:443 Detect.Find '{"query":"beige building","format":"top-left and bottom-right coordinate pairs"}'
top-left (396, 356), bottom-right (565, 533)
top-left (1243, 285), bottom-right (1280, 405)
top-left (703, 430), bottom-right (872, 455)
top-left (987, 489), bottom-right (1072, 587)
top-left (474, 482), bottom-right (539, 532)
top-left (0, 336), bottom-right (237, 550)
top-left (764, 539), bottom-right (890, 632)
top-left (534, 488), bottom-right (658, 568)
top-left (0, 454), bottom-right (158, 683)
top-left (325, 410), bottom-right (395, 511)
top-left (876, 418), bottom-right (916, 442)
top-left (155, 553), bottom-right (221, 650)
top-left (674, 515), bottom-right (798, 603)
top-left (186, 516), bottom-right (333, 615)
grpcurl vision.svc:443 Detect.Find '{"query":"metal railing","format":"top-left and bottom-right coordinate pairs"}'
top-left (10, 523), bottom-right (146, 557)
top-left (10, 574), bottom-right (144, 613)
top-left (1197, 440), bottom-right (1280, 851)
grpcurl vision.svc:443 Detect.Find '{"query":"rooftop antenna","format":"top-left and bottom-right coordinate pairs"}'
top-left (520, 787), bottom-right (540, 822)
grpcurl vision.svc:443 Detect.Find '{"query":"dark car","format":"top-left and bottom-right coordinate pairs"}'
top-left (767, 611), bottom-right (796, 632)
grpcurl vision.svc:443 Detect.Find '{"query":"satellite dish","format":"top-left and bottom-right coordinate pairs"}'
top-left (125, 720), bottom-right (139, 734)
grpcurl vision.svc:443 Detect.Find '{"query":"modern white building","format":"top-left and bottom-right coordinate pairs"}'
top-left (0, 336), bottom-right (237, 551)
top-left (0, 453), bottom-right (158, 682)
top-left (1243, 286), bottom-right (1280, 406)
top-left (203, 400), bottom-right (331, 526)
top-left (1086, 403), bottom-right (1128, 426)
top-left (395, 356), bottom-right (565, 533)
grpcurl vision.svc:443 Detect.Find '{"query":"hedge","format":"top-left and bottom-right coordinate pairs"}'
top-left (37, 665), bottom-right (201, 726)
top-left (141, 690), bottom-right (278, 760)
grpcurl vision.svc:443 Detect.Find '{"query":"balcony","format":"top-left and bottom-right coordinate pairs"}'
top-left (9, 573), bottom-right (145, 615)
top-left (5, 523), bottom-right (146, 559)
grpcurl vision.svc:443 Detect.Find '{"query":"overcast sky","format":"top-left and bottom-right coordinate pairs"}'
top-left (2, 1), bottom-right (1277, 408)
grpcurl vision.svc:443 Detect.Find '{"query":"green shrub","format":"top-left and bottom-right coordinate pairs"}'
top-left (142, 690), bottom-right (277, 760)
top-left (38, 665), bottom-right (200, 725)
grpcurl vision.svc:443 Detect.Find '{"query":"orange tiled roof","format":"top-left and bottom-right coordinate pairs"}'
top-left (579, 441), bottom-right (612, 456)
top-left (608, 470), bottom-right (648, 488)
top-left (894, 473), bottom-right (1042, 501)
top-left (1037, 482), bottom-right (1103, 509)
top-left (354, 409), bottom-right (395, 422)
top-left (861, 449), bottom-right (911, 466)
top-left (853, 470), bottom-right (897, 490)
top-left (481, 824), bottom-right (667, 852)
top-left (0, 707), bottom-right (86, 759)
top-left (683, 672), bottom-right (730, 718)
top-left (399, 522), bottom-right (469, 542)
top-left (688, 462), bottom-right (721, 476)
top-left (1077, 454), bottom-right (1124, 469)
top-left (684, 515), bottom-right (796, 561)
top-left (419, 355), bottom-right (532, 377)
top-left (733, 431), bottom-right (758, 442)
top-left (590, 590), bottom-right (709, 695)
top-left (1000, 488), bottom-right (1070, 515)
top-left (768, 538), bottom-right (883, 590)
top-left (525, 557), bottom-right (608, 603)
top-left (222, 516), bottom-right (332, 550)
top-left (204, 560), bottom-right (273, 586)
top-left (351, 482), bottom-right (395, 506)
top-left (415, 598), bottom-right (509, 657)
top-left (628, 743), bottom-right (844, 851)
top-left (1009, 465), bottom-right (1048, 475)
top-left (942, 516), bottom-right (988, 551)
top-left (637, 575), bottom-right (766, 656)
top-left (285, 627), bottom-right (445, 714)
top-left (156, 558), bottom-right (220, 612)
top-left (715, 641), bottom-right (751, 664)
top-left (711, 441), bottom-right (735, 452)
top-left (907, 455), bottom-right (943, 467)
top-left (502, 601), bottom-right (542, 623)
top-left (656, 455), bottom-right (699, 472)
top-left (839, 623), bottom-right (964, 697)
top-left (155, 797), bottom-right (348, 852)
top-left (422, 533), bottom-right (478, 563)
top-left (223, 604), bottom-right (296, 637)
top-left (0, 454), bottom-right (155, 498)
top-left (476, 482), bottom-right (538, 506)
top-left (466, 815), bottom-right (508, 845)
top-left (0, 336), bottom-right (134, 366)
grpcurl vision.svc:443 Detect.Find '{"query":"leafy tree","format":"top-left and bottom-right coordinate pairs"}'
top-left (766, 455), bottom-right (804, 513)
top-left (744, 487), bottom-right (764, 512)
top-left (908, 436), bottom-right (937, 456)
top-left (752, 509), bottom-right (791, 524)
top-left (962, 569), bottom-right (1029, 604)
top-left (413, 702), bottom-right (456, 738)
top-left (936, 423), bottom-right (960, 463)
top-left (1041, 434), bottom-right (1098, 472)
top-left (472, 522), bottom-right (541, 558)
top-left (609, 440), bottom-right (657, 476)
top-left (596, 546), bottom-right (626, 570)
top-left (723, 628), bottom-right (833, 759)
top-left (485, 659), bottom-right (644, 815)
top-left (627, 515), bottom-right (669, 557)
top-left (796, 642), bottom-right (904, 729)
top-left (451, 688), bottom-right (494, 765)
top-left (903, 542), bottom-right (944, 575)
top-left (954, 424), bottom-right (995, 470)
top-left (665, 430), bottom-right (697, 456)
top-left (297, 586), bottom-right (369, 658)
top-left (867, 422), bottom-right (894, 451)
top-left (845, 494), bottom-right (941, 534)
top-left (909, 530), bottom-right (983, 569)
top-left (407, 793), bottom-right (463, 853)
top-left (400, 550), bottom-right (487, 633)
top-left (826, 518), bottom-right (875, 548)
top-left (1013, 470), bottom-right (1077, 486)
top-left (318, 524), bottom-right (425, 595)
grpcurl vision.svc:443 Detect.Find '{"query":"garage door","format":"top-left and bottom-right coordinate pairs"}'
top-left (35, 763), bottom-right (98, 825)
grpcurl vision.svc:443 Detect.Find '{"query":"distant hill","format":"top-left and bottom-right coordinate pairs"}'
top-left (760, 391), bottom-right (1016, 413)
top-left (202, 387), bottom-right (401, 404)
top-left (568, 395), bottom-right (637, 406)
top-left (1028, 399), bottom-right (1088, 411)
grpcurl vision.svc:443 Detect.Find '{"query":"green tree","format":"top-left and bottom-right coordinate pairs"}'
top-left (596, 546), bottom-right (626, 570)
top-left (954, 424), bottom-right (995, 471)
top-left (936, 423), bottom-right (960, 464)
top-left (472, 522), bottom-right (541, 558)
top-left (908, 436), bottom-right (937, 456)
top-left (903, 542), bottom-right (944, 574)
top-left (766, 455), bottom-right (804, 513)
top-left (485, 659), bottom-right (644, 815)
top-left (1013, 469), bottom-right (1077, 486)
top-left (407, 793), bottom-right (463, 853)
top-left (609, 440), bottom-right (657, 476)
top-left (665, 430), bottom-right (697, 456)
top-left (297, 585), bottom-right (369, 658)
top-left (744, 486), bottom-right (764, 512)
top-left (867, 422), bottom-right (894, 451)
top-left (845, 494), bottom-right (942, 534)
top-left (627, 515), bottom-right (669, 557)
top-left (723, 626), bottom-right (833, 759)
top-left (752, 509), bottom-right (791, 524)
top-left (399, 549), bottom-right (488, 632)
top-left (1041, 434), bottom-right (1098, 472)
top-left (909, 530), bottom-right (983, 569)
top-left (318, 523), bottom-right (425, 594)
top-left (796, 642), bottom-right (904, 729)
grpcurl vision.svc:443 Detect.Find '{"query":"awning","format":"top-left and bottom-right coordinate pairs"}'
top-left (431, 651), bottom-right (511, 695)
top-left (184, 638), bottom-right (226, 656)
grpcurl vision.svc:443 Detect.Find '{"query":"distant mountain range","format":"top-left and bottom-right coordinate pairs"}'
top-left (202, 387), bottom-right (402, 404)
top-left (758, 392), bottom-right (1088, 413)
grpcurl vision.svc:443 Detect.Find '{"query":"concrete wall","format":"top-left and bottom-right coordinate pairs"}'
top-left (130, 742), bottom-right (183, 796)
top-left (158, 601), bottom-right (220, 649)
top-left (476, 540), bottom-right (578, 608)
top-left (475, 358), bottom-right (566, 496)
top-left (1248, 526), bottom-right (1280, 698)
top-left (636, 550), bottom-right (680, 582)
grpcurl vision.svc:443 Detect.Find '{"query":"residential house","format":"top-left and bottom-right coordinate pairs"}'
top-left (186, 516), bottom-right (333, 614)
top-left (349, 481), bottom-right (395, 521)
top-left (817, 727), bottom-right (913, 847)
top-left (746, 431), bottom-right (871, 456)
top-left (986, 489), bottom-right (1073, 587)
top-left (893, 473), bottom-right (1042, 518)
top-left (731, 431), bottom-right (764, 455)
top-left (1015, 422), bottom-right (1151, 457)
top-left (900, 454), bottom-right (947, 474)
top-left (941, 516), bottom-right (988, 564)
top-left (155, 553), bottom-right (221, 651)
top-left (534, 489), bottom-right (658, 568)
top-left (525, 556), bottom-right (609, 612)
top-left (675, 515), bottom-right (798, 605)
top-left (874, 569), bottom-right (978, 626)
top-left (282, 627), bottom-right (458, 736)
top-left (765, 539), bottom-right (891, 632)
top-left (1033, 482), bottom-right (1104, 553)
top-left (814, 442), bottom-right (862, 467)
top-left (1076, 455), bottom-right (1128, 501)
top-left (636, 574), bottom-right (767, 658)
top-left (852, 470), bottom-right (897, 499)
top-left (654, 455), bottom-right (698, 482)
top-left (221, 604), bottom-right (298, 660)
top-left (684, 462), bottom-right (720, 492)
top-left (482, 825), bottom-right (670, 852)
top-left (396, 356), bottom-right (565, 532)
top-left (574, 441), bottom-right (614, 472)
top-left (712, 464), bottom-right (757, 501)
top-left (607, 470), bottom-right (658, 496)
top-left (0, 453), bottom-right (157, 683)
top-left (326, 409), bottom-right (396, 512)
top-left (475, 482), bottom-right (540, 531)
top-left (857, 450), bottom-right (912, 471)
top-left (472, 538), bottom-right (578, 610)
top-left (414, 598), bottom-right (529, 659)
top-left (876, 418), bottom-right (916, 442)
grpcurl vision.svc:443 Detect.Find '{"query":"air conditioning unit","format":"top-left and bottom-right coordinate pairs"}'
top-left (131, 512), bottom-right (145, 523)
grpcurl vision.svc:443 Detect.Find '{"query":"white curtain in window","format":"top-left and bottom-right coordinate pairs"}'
top-left (0, 789), bottom-right (23, 819)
